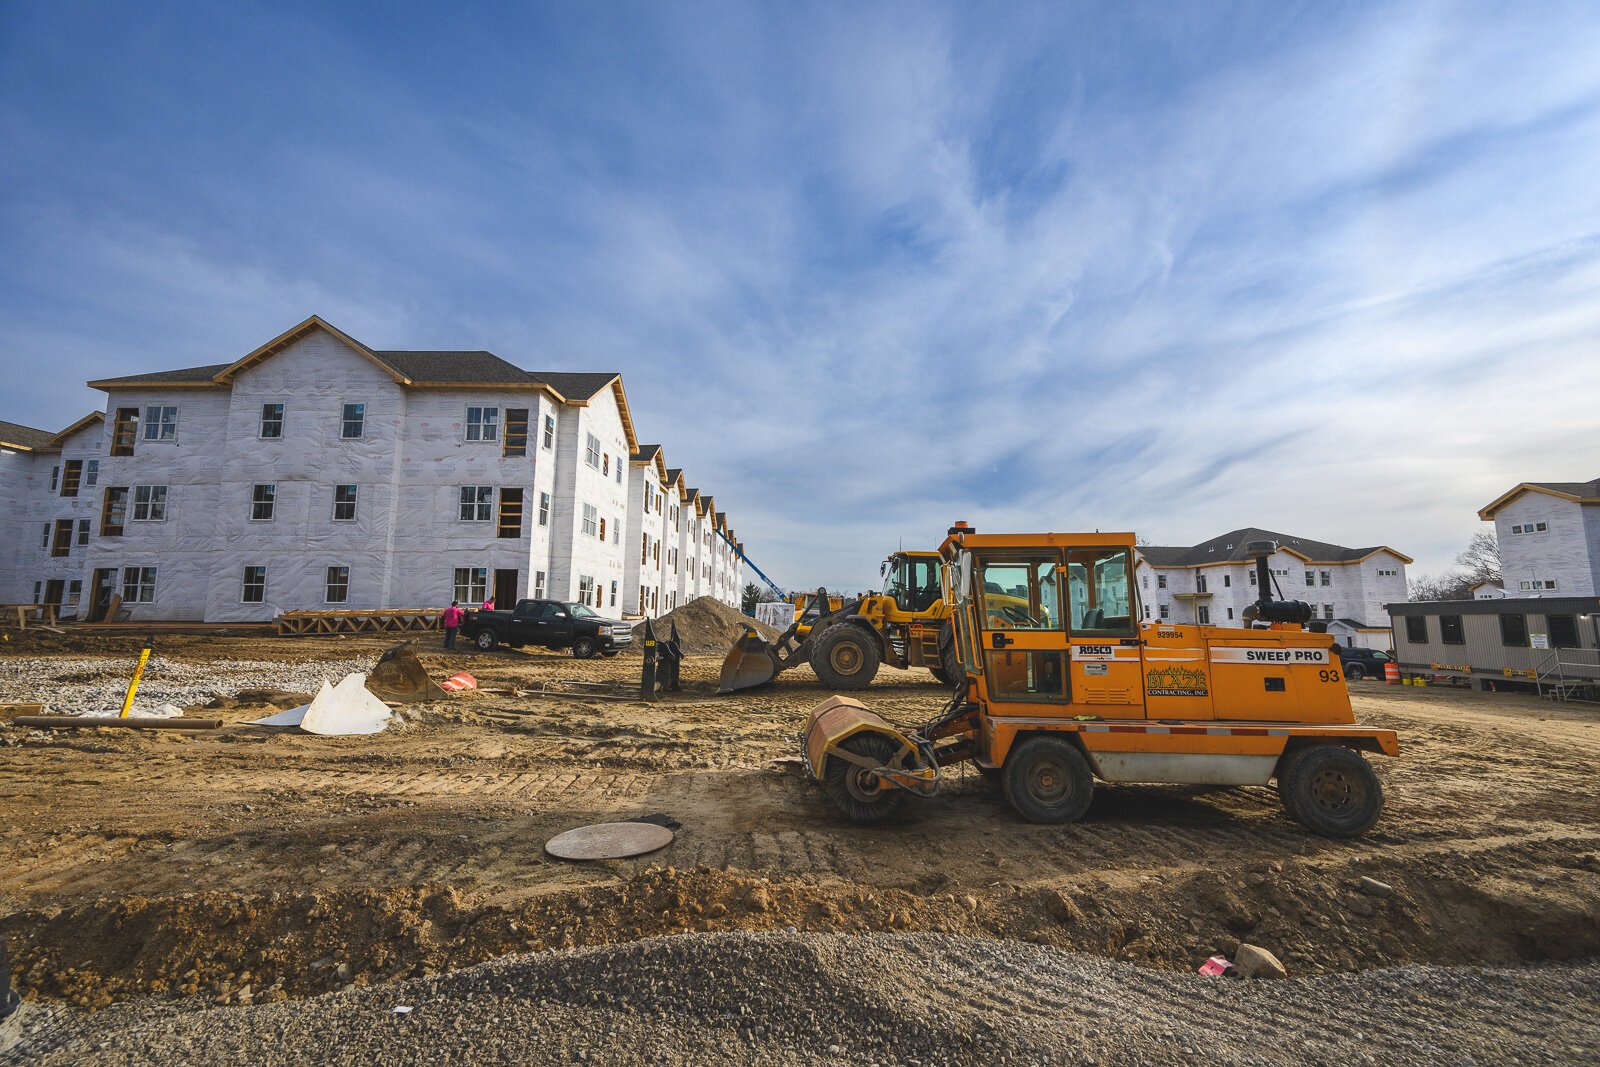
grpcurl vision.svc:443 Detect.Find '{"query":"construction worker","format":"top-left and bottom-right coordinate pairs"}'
top-left (482, 595), bottom-right (495, 612)
top-left (441, 600), bottom-right (463, 649)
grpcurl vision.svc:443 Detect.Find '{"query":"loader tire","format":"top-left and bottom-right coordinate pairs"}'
top-left (812, 625), bottom-right (880, 689)
top-left (1281, 744), bottom-right (1383, 838)
top-left (823, 732), bottom-right (906, 823)
top-left (936, 620), bottom-right (963, 689)
top-left (1002, 736), bottom-right (1094, 824)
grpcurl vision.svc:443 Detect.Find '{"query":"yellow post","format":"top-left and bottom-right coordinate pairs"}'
top-left (119, 636), bottom-right (154, 718)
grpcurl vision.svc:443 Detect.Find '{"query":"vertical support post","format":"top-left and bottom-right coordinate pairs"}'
top-left (639, 619), bottom-right (657, 701)
top-left (119, 636), bottom-right (154, 718)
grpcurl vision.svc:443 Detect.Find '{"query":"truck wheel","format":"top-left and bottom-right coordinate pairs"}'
top-left (474, 630), bottom-right (498, 651)
top-left (1281, 744), bottom-right (1384, 838)
top-left (1347, 664), bottom-right (1366, 681)
top-left (823, 732), bottom-right (905, 823)
top-left (571, 636), bottom-right (598, 659)
top-left (936, 620), bottom-right (963, 689)
top-left (812, 625), bottom-right (880, 689)
top-left (1001, 736), bottom-right (1094, 824)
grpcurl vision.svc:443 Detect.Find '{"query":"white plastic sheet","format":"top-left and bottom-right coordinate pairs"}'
top-left (246, 703), bottom-right (311, 727)
top-left (299, 673), bottom-right (392, 736)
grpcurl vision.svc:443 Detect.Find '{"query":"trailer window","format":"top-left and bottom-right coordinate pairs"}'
top-left (1065, 547), bottom-right (1134, 636)
top-left (1439, 615), bottom-right (1464, 645)
top-left (1547, 615), bottom-right (1578, 649)
top-left (977, 557), bottom-right (1061, 631)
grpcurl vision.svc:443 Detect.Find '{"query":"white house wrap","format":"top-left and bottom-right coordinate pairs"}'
top-left (1, 316), bottom-right (746, 622)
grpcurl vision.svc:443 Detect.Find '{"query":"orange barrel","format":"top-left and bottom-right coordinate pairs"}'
top-left (1385, 662), bottom-right (1401, 685)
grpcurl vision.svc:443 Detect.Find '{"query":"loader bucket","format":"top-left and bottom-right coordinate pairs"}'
top-left (718, 628), bottom-right (782, 694)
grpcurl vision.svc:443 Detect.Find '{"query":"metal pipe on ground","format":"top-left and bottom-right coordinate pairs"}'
top-left (13, 716), bottom-right (222, 730)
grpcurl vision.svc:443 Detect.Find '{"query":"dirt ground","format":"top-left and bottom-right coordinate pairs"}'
top-left (1, 628), bottom-right (1598, 1018)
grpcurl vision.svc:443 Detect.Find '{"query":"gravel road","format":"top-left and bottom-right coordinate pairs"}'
top-left (5, 931), bottom-right (1596, 1066)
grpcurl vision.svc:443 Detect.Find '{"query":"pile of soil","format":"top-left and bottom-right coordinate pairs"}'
top-left (648, 597), bottom-right (780, 653)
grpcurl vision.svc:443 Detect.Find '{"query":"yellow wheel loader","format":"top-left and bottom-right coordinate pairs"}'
top-left (800, 523), bottom-right (1399, 838)
top-left (718, 551), bottom-right (965, 694)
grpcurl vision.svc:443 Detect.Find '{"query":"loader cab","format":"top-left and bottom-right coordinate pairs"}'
top-left (881, 552), bottom-right (942, 615)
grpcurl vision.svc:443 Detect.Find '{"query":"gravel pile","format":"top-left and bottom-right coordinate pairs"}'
top-left (5, 931), bottom-right (1596, 1066)
top-left (0, 656), bottom-right (373, 715)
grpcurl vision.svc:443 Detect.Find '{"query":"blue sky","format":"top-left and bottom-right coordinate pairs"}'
top-left (3, 1), bottom-right (1599, 591)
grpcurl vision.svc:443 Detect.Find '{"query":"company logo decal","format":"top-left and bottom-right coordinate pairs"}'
top-left (1146, 665), bottom-right (1209, 697)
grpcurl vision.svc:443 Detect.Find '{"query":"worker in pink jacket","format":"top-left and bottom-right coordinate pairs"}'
top-left (441, 600), bottom-right (464, 649)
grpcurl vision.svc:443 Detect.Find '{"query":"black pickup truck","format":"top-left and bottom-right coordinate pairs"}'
top-left (1334, 645), bottom-right (1394, 681)
top-left (463, 599), bottom-right (634, 657)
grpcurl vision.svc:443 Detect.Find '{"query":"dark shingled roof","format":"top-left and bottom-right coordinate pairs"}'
top-left (91, 363), bottom-right (231, 386)
top-left (1140, 528), bottom-right (1388, 566)
top-left (665, 467), bottom-right (682, 483)
top-left (375, 350), bottom-right (533, 384)
top-left (525, 372), bottom-right (619, 400)
top-left (0, 419), bottom-right (55, 449)
top-left (1526, 477), bottom-right (1600, 497)
top-left (631, 444), bottom-right (661, 462)
top-left (94, 347), bottom-right (620, 399)
top-left (377, 353), bottom-right (619, 397)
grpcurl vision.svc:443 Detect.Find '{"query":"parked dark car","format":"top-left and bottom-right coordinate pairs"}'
top-left (462, 599), bottom-right (633, 658)
top-left (1334, 645), bottom-right (1394, 681)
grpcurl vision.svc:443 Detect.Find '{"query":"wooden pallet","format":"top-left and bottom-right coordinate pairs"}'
top-left (276, 608), bottom-right (442, 636)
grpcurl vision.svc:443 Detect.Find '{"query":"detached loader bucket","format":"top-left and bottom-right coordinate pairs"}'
top-left (718, 628), bottom-right (782, 693)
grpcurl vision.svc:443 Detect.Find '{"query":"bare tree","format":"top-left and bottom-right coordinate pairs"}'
top-left (1408, 572), bottom-right (1472, 602)
top-left (1455, 530), bottom-right (1501, 585)
top-left (1407, 529), bottom-right (1501, 601)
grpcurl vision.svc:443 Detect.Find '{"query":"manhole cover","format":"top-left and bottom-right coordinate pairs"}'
top-left (545, 821), bottom-right (675, 861)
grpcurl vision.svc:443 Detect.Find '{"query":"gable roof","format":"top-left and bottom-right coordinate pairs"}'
top-left (632, 444), bottom-right (661, 462)
top-left (526, 372), bottom-right (619, 400)
top-left (0, 419), bottom-right (55, 451)
top-left (1479, 478), bottom-right (1600, 518)
top-left (1138, 527), bottom-right (1413, 567)
top-left (47, 411), bottom-right (105, 447)
top-left (83, 315), bottom-right (638, 450)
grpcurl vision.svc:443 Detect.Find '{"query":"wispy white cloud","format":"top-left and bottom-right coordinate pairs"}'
top-left (2, 1), bottom-right (1598, 589)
